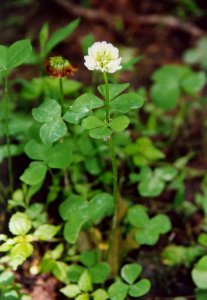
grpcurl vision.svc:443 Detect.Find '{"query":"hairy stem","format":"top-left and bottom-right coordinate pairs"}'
top-left (4, 76), bottom-right (13, 193)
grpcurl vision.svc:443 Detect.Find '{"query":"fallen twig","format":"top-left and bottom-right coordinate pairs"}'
top-left (52, 0), bottom-right (203, 37)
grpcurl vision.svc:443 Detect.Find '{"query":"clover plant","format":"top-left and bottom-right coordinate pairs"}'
top-left (2, 19), bottom-right (207, 299)
top-left (0, 266), bottom-right (30, 300)
top-left (0, 212), bottom-right (60, 270)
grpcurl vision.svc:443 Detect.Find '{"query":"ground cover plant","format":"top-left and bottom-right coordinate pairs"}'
top-left (1, 1), bottom-right (207, 299)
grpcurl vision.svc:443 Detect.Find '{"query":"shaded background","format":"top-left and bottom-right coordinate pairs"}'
top-left (1, 0), bottom-right (207, 86)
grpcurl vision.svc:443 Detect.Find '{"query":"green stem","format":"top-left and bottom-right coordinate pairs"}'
top-left (59, 77), bottom-right (64, 113)
top-left (103, 72), bottom-right (119, 274)
top-left (109, 136), bottom-right (118, 233)
top-left (58, 77), bottom-right (70, 190)
top-left (4, 76), bottom-right (13, 193)
top-left (103, 72), bottom-right (110, 123)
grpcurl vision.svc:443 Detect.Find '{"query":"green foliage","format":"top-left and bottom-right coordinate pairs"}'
top-left (108, 263), bottom-right (151, 299)
top-left (32, 99), bottom-right (67, 144)
top-left (59, 193), bottom-right (114, 243)
top-left (21, 77), bottom-right (82, 100)
top-left (0, 212), bottom-right (60, 270)
top-left (34, 224), bottom-right (61, 241)
top-left (9, 212), bottom-right (32, 236)
top-left (2, 28), bottom-right (207, 300)
top-left (183, 37), bottom-right (207, 70)
top-left (0, 268), bottom-right (30, 300)
top-left (127, 205), bottom-right (171, 245)
top-left (162, 245), bottom-right (205, 267)
top-left (192, 256), bottom-right (207, 289)
top-left (20, 161), bottom-right (47, 185)
top-left (0, 39), bottom-right (32, 77)
top-left (125, 137), bottom-right (165, 167)
top-left (44, 19), bottom-right (80, 58)
top-left (151, 65), bottom-right (206, 110)
top-left (59, 250), bottom-right (110, 299)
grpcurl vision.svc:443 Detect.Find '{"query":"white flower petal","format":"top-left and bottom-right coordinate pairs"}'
top-left (84, 41), bottom-right (122, 73)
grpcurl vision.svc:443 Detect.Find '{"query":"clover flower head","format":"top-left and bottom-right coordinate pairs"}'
top-left (45, 56), bottom-right (77, 77)
top-left (84, 41), bottom-right (122, 73)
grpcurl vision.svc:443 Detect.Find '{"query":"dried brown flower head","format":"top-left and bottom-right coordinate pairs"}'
top-left (44, 56), bottom-right (77, 77)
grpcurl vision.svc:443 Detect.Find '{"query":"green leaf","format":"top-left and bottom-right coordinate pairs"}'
top-left (195, 256), bottom-right (207, 271)
top-left (0, 144), bottom-right (21, 162)
top-left (127, 205), bottom-right (149, 228)
top-left (60, 193), bottom-right (113, 244)
top-left (82, 116), bottom-right (105, 129)
top-left (9, 212), bottom-right (32, 235)
top-left (149, 214), bottom-right (171, 234)
top-left (0, 45), bottom-right (7, 72)
top-left (135, 228), bottom-right (159, 246)
top-left (81, 34), bottom-right (95, 55)
top-left (181, 71), bottom-right (206, 94)
top-left (10, 242), bottom-right (34, 270)
top-left (63, 111), bottom-right (86, 124)
top-left (135, 137), bottom-right (165, 161)
top-left (92, 289), bottom-right (108, 300)
top-left (111, 93), bottom-right (144, 113)
top-left (183, 37), bottom-right (207, 69)
top-left (63, 217), bottom-right (85, 244)
top-left (78, 270), bottom-right (93, 292)
top-left (129, 279), bottom-right (151, 297)
top-left (89, 262), bottom-right (110, 284)
top-left (162, 245), bottom-right (187, 266)
top-left (39, 23), bottom-right (49, 54)
top-left (88, 193), bottom-right (114, 223)
top-left (76, 294), bottom-right (90, 300)
top-left (24, 139), bottom-right (51, 161)
top-left (98, 83), bottom-right (129, 101)
top-left (2, 290), bottom-right (20, 300)
top-left (0, 271), bottom-right (14, 285)
top-left (198, 233), bottom-right (207, 247)
top-left (0, 234), bottom-right (7, 242)
top-left (71, 93), bottom-right (103, 114)
top-left (121, 264), bottom-right (142, 285)
top-left (34, 224), bottom-right (61, 241)
top-left (44, 19), bottom-right (80, 56)
top-left (108, 282), bottom-right (129, 300)
top-left (59, 195), bottom-right (87, 221)
top-left (20, 161), bottom-right (47, 185)
top-left (45, 140), bottom-right (73, 169)
top-left (108, 116), bottom-right (130, 132)
top-left (89, 127), bottom-right (111, 139)
top-left (154, 166), bottom-right (178, 182)
top-left (152, 65), bottom-right (190, 82)
top-left (138, 176), bottom-right (165, 197)
top-left (151, 65), bottom-right (191, 110)
top-left (196, 289), bottom-right (207, 300)
top-left (0, 239), bottom-right (15, 252)
top-left (80, 250), bottom-right (99, 268)
top-left (7, 39), bottom-right (32, 69)
top-left (53, 263), bottom-right (71, 284)
top-left (67, 265), bottom-right (85, 283)
top-left (151, 81), bottom-right (180, 110)
top-left (192, 256), bottom-right (207, 289)
top-left (40, 119), bottom-right (67, 144)
top-left (32, 99), bottom-right (61, 123)
top-left (60, 284), bottom-right (81, 298)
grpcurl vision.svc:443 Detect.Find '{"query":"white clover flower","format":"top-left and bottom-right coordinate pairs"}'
top-left (84, 41), bottom-right (122, 73)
